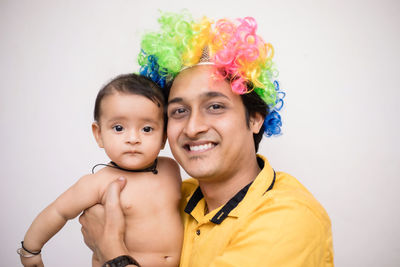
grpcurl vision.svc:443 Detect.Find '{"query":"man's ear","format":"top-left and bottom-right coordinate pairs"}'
top-left (92, 122), bottom-right (104, 148)
top-left (249, 112), bottom-right (265, 134)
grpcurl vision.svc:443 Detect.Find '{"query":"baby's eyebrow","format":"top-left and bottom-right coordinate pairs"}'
top-left (105, 116), bottom-right (126, 123)
top-left (141, 117), bottom-right (161, 124)
top-left (105, 116), bottom-right (160, 125)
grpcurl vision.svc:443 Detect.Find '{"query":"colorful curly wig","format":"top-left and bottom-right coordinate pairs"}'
top-left (138, 11), bottom-right (285, 136)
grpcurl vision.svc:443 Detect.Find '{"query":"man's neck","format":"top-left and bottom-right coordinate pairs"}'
top-left (199, 156), bottom-right (262, 213)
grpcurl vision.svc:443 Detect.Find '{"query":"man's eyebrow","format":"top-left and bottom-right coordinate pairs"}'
top-left (168, 97), bottom-right (183, 105)
top-left (167, 91), bottom-right (229, 105)
top-left (204, 91), bottom-right (229, 99)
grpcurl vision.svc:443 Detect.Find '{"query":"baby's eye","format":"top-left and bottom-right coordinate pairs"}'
top-left (142, 126), bottom-right (153, 133)
top-left (112, 125), bottom-right (124, 132)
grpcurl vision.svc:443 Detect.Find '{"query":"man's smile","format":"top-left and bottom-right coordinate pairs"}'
top-left (184, 142), bottom-right (217, 153)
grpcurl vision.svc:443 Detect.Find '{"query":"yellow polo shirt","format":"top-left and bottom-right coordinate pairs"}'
top-left (179, 155), bottom-right (334, 266)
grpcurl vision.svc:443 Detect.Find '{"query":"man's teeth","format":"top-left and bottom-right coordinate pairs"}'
top-left (189, 143), bottom-right (213, 152)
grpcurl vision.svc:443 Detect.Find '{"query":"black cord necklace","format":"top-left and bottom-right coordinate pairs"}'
top-left (92, 159), bottom-right (158, 174)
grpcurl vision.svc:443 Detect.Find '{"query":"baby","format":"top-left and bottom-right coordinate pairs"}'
top-left (18, 73), bottom-right (183, 267)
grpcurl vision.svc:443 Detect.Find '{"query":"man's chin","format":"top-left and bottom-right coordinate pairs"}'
top-left (183, 164), bottom-right (217, 180)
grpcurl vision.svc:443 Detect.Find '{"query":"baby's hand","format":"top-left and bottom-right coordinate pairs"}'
top-left (20, 254), bottom-right (44, 267)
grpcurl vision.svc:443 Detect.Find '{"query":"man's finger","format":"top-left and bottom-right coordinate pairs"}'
top-left (104, 177), bottom-right (127, 210)
top-left (104, 177), bottom-right (127, 234)
top-left (79, 204), bottom-right (103, 226)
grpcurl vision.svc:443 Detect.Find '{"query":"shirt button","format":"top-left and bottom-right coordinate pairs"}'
top-left (196, 229), bottom-right (201, 235)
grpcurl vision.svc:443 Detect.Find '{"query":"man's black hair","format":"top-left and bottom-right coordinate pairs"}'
top-left (240, 90), bottom-right (268, 152)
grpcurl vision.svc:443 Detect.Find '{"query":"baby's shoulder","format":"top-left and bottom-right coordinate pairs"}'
top-left (80, 167), bottom-right (122, 189)
top-left (81, 167), bottom-right (130, 203)
top-left (91, 164), bottom-right (125, 178)
top-left (157, 156), bottom-right (181, 181)
top-left (157, 156), bottom-right (178, 166)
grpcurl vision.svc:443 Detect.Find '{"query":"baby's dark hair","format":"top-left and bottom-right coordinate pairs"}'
top-left (94, 73), bottom-right (166, 127)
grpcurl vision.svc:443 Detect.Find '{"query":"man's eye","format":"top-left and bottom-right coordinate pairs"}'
top-left (208, 103), bottom-right (224, 111)
top-left (175, 108), bottom-right (187, 114)
top-left (112, 125), bottom-right (124, 132)
top-left (169, 107), bottom-right (188, 117)
top-left (209, 104), bottom-right (222, 110)
top-left (143, 126), bottom-right (153, 133)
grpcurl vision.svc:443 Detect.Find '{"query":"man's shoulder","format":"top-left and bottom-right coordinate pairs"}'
top-left (259, 171), bottom-right (331, 228)
top-left (237, 171), bottom-right (334, 266)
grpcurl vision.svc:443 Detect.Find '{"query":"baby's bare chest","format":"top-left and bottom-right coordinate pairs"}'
top-left (96, 168), bottom-right (179, 217)
top-left (119, 177), bottom-right (177, 216)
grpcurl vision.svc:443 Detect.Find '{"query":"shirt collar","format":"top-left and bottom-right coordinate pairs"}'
top-left (184, 154), bottom-right (275, 224)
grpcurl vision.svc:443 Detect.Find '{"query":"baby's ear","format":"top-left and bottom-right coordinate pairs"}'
top-left (92, 122), bottom-right (104, 148)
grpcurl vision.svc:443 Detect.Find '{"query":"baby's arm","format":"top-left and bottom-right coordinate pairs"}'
top-left (20, 174), bottom-right (104, 266)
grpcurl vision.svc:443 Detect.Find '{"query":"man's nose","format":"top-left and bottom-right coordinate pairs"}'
top-left (183, 110), bottom-right (208, 138)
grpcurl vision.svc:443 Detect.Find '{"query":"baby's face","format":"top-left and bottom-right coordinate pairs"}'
top-left (93, 92), bottom-right (165, 170)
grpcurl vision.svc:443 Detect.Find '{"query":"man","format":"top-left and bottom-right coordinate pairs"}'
top-left (80, 13), bottom-right (334, 267)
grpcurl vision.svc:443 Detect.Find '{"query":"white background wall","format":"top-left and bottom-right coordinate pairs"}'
top-left (1, 0), bottom-right (399, 266)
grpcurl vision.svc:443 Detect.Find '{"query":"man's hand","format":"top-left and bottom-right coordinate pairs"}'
top-left (79, 177), bottom-right (129, 263)
top-left (79, 203), bottom-right (105, 253)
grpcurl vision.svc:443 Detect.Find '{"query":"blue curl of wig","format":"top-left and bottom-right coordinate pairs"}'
top-left (263, 110), bottom-right (282, 137)
top-left (262, 80), bottom-right (285, 136)
top-left (139, 52), bottom-right (168, 88)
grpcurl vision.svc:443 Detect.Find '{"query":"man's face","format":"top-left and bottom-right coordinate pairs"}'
top-left (167, 66), bottom-right (262, 182)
